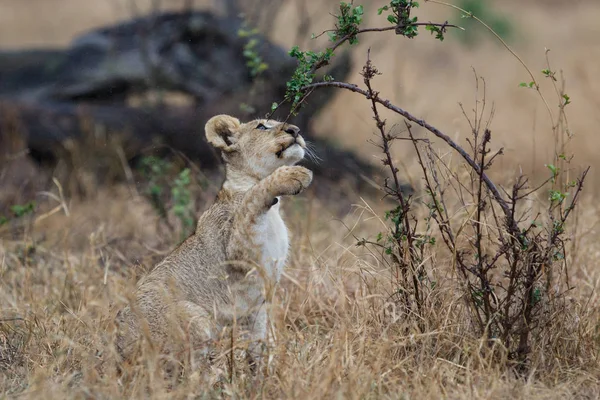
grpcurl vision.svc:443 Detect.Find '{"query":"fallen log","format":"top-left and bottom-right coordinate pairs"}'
top-left (0, 11), bottom-right (295, 104)
top-left (0, 10), bottom-right (412, 202)
top-left (0, 100), bottom-right (389, 196)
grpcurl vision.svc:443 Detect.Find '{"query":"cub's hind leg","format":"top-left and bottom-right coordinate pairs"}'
top-left (114, 299), bottom-right (215, 372)
top-left (176, 301), bottom-right (217, 371)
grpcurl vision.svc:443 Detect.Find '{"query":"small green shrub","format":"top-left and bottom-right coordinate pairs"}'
top-left (10, 202), bottom-right (36, 218)
top-left (138, 156), bottom-right (195, 240)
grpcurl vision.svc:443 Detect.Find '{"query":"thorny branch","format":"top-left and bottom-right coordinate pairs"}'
top-left (360, 51), bottom-right (423, 319)
top-left (300, 80), bottom-right (517, 233)
top-left (307, 22), bottom-right (461, 76)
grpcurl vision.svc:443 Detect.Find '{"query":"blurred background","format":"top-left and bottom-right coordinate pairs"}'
top-left (0, 0), bottom-right (599, 213)
top-left (2, 3), bottom-right (599, 397)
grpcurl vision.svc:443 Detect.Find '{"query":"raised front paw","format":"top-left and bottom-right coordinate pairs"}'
top-left (271, 166), bottom-right (313, 197)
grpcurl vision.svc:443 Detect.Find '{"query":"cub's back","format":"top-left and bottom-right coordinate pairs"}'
top-left (140, 200), bottom-right (236, 303)
top-left (114, 200), bottom-right (236, 359)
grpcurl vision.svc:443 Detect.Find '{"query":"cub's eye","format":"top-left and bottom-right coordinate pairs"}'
top-left (256, 123), bottom-right (268, 130)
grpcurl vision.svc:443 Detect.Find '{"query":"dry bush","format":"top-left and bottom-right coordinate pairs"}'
top-left (275, 0), bottom-right (597, 370)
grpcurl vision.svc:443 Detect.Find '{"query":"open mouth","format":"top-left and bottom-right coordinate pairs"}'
top-left (276, 141), bottom-right (299, 158)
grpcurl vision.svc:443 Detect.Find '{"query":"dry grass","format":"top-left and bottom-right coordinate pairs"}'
top-left (0, 173), bottom-right (598, 398)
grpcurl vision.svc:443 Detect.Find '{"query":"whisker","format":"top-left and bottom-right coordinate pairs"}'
top-left (304, 141), bottom-right (322, 165)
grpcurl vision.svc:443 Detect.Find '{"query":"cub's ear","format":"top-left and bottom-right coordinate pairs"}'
top-left (205, 115), bottom-right (241, 152)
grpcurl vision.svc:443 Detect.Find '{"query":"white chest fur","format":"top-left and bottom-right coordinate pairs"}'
top-left (254, 198), bottom-right (289, 283)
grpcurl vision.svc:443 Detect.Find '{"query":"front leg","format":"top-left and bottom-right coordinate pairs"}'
top-left (224, 166), bottom-right (311, 374)
top-left (223, 166), bottom-right (310, 373)
top-left (226, 166), bottom-right (312, 266)
top-left (242, 306), bottom-right (268, 376)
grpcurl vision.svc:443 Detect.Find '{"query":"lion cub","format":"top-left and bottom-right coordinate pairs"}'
top-left (115, 115), bottom-right (312, 369)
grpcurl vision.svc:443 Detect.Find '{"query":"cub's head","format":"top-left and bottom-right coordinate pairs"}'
top-left (205, 114), bottom-right (307, 178)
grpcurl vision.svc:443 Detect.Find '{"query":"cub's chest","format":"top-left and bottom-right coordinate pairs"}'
top-left (253, 199), bottom-right (289, 282)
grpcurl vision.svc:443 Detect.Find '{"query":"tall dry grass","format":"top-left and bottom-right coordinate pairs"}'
top-left (0, 177), bottom-right (598, 398)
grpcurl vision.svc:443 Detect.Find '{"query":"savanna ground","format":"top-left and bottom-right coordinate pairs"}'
top-left (1, 0), bottom-right (600, 398)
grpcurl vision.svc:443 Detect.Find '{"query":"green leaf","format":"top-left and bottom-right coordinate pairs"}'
top-left (387, 14), bottom-right (398, 24)
top-left (549, 190), bottom-right (568, 204)
top-left (377, 5), bottom-right (389, 15)
top-left (271, 102), bottom-right (278, 112)
top-left (518, 81), bottom-right (536, 89)
top-left (546, 163), bottom-right (559, 178)
top-left (10, 202), bottom-right (35, 218)
top-left (532, 287), bottom-right (542, 305)
top-left (150, 184), bottom-right (162, 197)
top-left (289, 46), bottom-right (302, 58)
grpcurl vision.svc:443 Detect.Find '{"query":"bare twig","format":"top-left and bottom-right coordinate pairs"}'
top-left (360, 52), bottom-right (423, 319)
top-left (300, 80), bottom-right (516, 232)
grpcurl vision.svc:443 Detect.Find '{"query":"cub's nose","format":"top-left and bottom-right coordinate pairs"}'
top-left (284, 125), bottom-right (300, 138)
